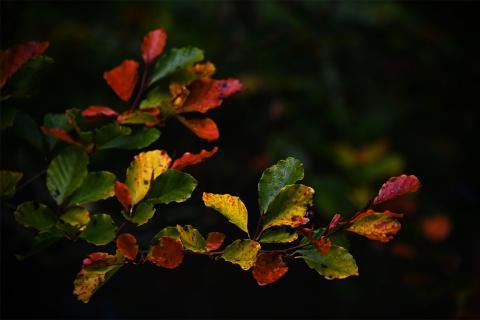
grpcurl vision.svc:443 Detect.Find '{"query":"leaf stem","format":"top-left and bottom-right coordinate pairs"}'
top-left (15, 168), bottom-right (47, 193)
top-left (131, 62), bottom-right (150, 110)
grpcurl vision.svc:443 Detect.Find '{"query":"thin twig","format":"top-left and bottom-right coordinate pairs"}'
top-left (15, 169), bottom-right (47, 193)
top-left (131, 63), bottom-right (150, 110)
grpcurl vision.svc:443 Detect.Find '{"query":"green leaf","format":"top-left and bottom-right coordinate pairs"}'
top-left (65, 171), bottom-right (116, 207)
top-left (46, 147), bottom-right (88, 205)
top-left (202, 193), bottom-right (249, 235)
top-left (124, 201), bottom-right (156, 226)
top-left (43, 113), bottom-right (70, 149)
top-left (296, 245), bottom-right (358, 280)
top-left (149, 47), bottom-right (204, 84)
top-left (79, 214), bottom-right (116, 245)
top-left (262, 184), bottom-right (314, 230)
top-left (151, 226), bottom-right (180, 244)
top-left (60, 207), bottom-right (90, 228)
top-left (258, 157), bottom-right (304, 213)
top-left (0, 170), bottom-right (23, 198)
top-left (146, 169), bottom-right (197, 204)
top-left (95, 124), bottom-right (131, 149)
top-left (259, 227), bottom-right (298, 243)
top-left (16, 229), bottom-right (64, 261)
top-left (176, 225), bottom-right (207, 253)
top-left (299, 228), bottom-right (350, 249)
top-left (96, 126), bottom-right (160, 150)
top-left (222, 239), bottom-right (261, 270)
top-left (139, 87), bottom-right (170, 109)
top-left (14, 202), bottom-right (57, 231)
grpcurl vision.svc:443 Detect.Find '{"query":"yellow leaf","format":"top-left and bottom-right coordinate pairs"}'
top-left (202, 193), bottom-right (249, 235)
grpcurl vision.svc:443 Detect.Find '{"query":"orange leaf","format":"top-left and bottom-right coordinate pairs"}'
top-left (104, 60), bottom-right (139, 101)
top-left (177, 116), bottom-right (219, 141)
top-left (82, 105), bottom-right (118, 118)
top-left (205, 232), bottom-right (225, 251)
top-left (0, 41), bottom-right (49, 88)
top-left (252, 253), bottom-right (288, 286)
top-left (373, 175), bottom-right (420, 206)
top-left (114, 181), bottom-right (132, 212)
top-left (41, 127), bottom-right (82, 146)
top-left (141, 29), bottom-right (167, 64)
top-left (171, 147), bottom-right (219, 170)
top-left (181, 78), bottom-right (243, 113)
top-left (348, 209), bottom-right (403, 243)
top-left (148, 236), bottom-right (184, 269)
top-left (116, 233), bottom-right (138, 260)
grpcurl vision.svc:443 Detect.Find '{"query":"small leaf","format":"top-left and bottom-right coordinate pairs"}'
top-left (176, 225), bottom-right (207, 253)
top-left (151, 226), bottom-right (180, 244)
top-left (149, 47), bottom-right (204, 84)
top-left (126, 201), bottom-right (156, 226)
top-left (373, 175), bottom-right (420, 206)
top-left (296, 245), bottom-right (358, 280)
top-left (252, 253), bottom-right (288, 286)
top-left (125, 150), bottom-right (171, 205)
top-left (0, 170), bottom-right (23, 198)
top-left (79, 214), bottom-right (116, 246)
top-left (104, 60), bottom-right (139, 101)
top-left (65, 171), bottom-right (116, 207)
top-left (202, 193), bottom-right (249, 235)
top-left (97, 127), bottom-right (161, 150)
top-left (14, 201), bottom-right (57, 231)
top-left (114, 181), bottom-right (132, 212)
top-left (171, 147), bottom-right (218, 171)
top-left (146, 169), bottom-right (197, 204)
top-left (148, 236), bottom-right (184, 269)
top-left (258, 157), bottom-right (304, 213)
top-left (346, 209), bottom-right (403, 243)
top-left (41, 127), bottom-right (82, 147)
top-left (177, 116), bottom-right (219, 141)
top-left (46, 147), bottom-right (88, 205)
top-left (141, 28), bottom-right (167, 64)
top-left (205, 232), bottom-right (226, 251)
top-left (60, 207), bottom-right (90, 229)
top-left (82, 106), bottom-right (118, 118)
top-left (116, 233), bottom-right (138, 260)
top-left (262, 184), bottom-right (314, 230)
top-left (259, 228), bottom-right (298, 244)
top-left (222, 239), bottom-right (260, 270)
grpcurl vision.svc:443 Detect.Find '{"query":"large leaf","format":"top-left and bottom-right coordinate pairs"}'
top-left (176, 225), bottom-right (207, 253)
top-left (146, 169), bottom-right (197, 204)
top-left (46, 147), bottom-right (88, 205)
top-left (125, 150), bottom-right (171, 205)
top-left (65, 171), bottom-right (115, 207)
top-left (141, 28), bottom-right (167, 64)
top-left (0, 170), bottom-right (23, 198)
top-left (222, 239), bottom-right (260, 270)
top-left (262, 184), bottom-right (314, 230)
top-left (258, 157), bottom-right (304, 213)
top-left (252, 253), bottom-right (288, 286)
top-left (259, 227), bottom-right (298, 244)
top-left (101, 127), bottom-right (161, 150)
top-left (346, 209), bottom-right (403, 243)
top-left (14, 201), bottom-right (57, 231)
top-left (103, 60), bottom-right (139, 101)
top-left (296, 245), bottom-right (358, 280)
top-left (149, 47), bottom-right (204, 84)
top-left (202, 193), bottom-right (249, 235)
top-left (79, 214), bottom-right (116, 245)
top-left (148, 236), bottom-right (184, 269)
top-left (95, 124), bottom-right (131, 149)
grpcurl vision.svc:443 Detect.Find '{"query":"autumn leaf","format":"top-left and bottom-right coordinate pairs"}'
top-left (176, 225), bottom-right (207, 253)
top-left (141, 28), bottom-right (167, 64)
top-left (259, 227), bottom-right (298, 243)
top-left (171, 147), bottom-right (218, 171)
top-left (177, 116), bottom-right (219, 141)
top-left (205, 232), bottom-right (225, 251)
top-left (41, 127), bottom-right (82, 147)
top-left (148, 236), bottom-right (184, 269)
top-left (81, 106), bottom-right (118, 118)
top-left (222, 239), bottom-right (260, 270)
top-left (0, 41), bottom-right (49, 88)
top-left (116, 110), bottom-right (160, 126)
top-left (252, 253), bottom-right (288, 286)
top-left (312, 236), bottom-right (332, 254)
top-left (116, 233), bottom-right (138, 260)
top-left (202, 193), bottom-right (249, 235)
top-left (114, 181), bottom-right (132, 212)
top-left (373, 175), bottom-right (420, 206)
top-left (346, 209), bottom-right (403, 243)
top-left (104, 60), bottom-right (139, 101)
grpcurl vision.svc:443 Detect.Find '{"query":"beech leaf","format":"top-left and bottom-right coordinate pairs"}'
top-left (79, 214), bottom-right (116, 245)
top-left (114, 181), bottom-right (132, 212)
top-left (346, 209), bottom-right (403, 243)
top-left (252, 253), bottom-right (288, 286)
top-left (0, 170), bottom-right (23, 199)
top-left (65, 171), bottom-right (116, 207)
top-left (202, 192), bottom-right (249, 235)
top-left (146, 169), bottom-right (197, 204)
top-left (148, 236), bottom-right (184, 269)
top-left (222, 239), bottom-right (260, 270)
top-left (177, 116), bottom-right (219, 141)
top-left (14, 201), bottom-right (57, 231)
top-left (60, 207), bottom-right (90, 229)
top-left (116, 233), bottom-right (138, 260)
top-left (149, 47), bottom-right (204, 84)
top-left (95, 125), bottom-right (161, 150)
top-left (171, 147), bottom-right (218, 171)
top-left (373, 175), bottom-right (420, 206)
top-left (125, 201), bottom-right (156, 226)
top-left (176, 225), bottom-right (207, 253)
top-left (205, 232), bottom-right (226, 251)
top-left (104, 60), bottom-right (139, 101)
top-left (82, 106), bottom-right (118, 118)
top-left (259, 227), bottom-right (298, 243)
top-left (151, 226), bottom-right (180, 244)
top-left (141, 28), bottom-right (167, 64)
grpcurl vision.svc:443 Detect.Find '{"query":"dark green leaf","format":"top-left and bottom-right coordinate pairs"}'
top-left (0, 170), bottom-right (23, 198)
top-left (259, 227), bottom-right (298, 243)
top-left (124, 201), bottom-right (156, 226)
top-left (14, 112), bottom-right (45, 151)
top-left (65, 171), bottom-right (115, 207)
top-left (16, 229), bottom-right (64, 261)
top-left (97, 127), bottom-right (160, 150)
top-left (79, 214), bottom-right (116, 245)
top-left (149, 47), bottom-right (204, 84)
top-left (146, 169), bottom-right (197, 204)
top-left (14, 201), bottom-right (57, 231)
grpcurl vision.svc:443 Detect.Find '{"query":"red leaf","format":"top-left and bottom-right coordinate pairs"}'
top-left (114, 181), bottom-right (132, 212)
top-left (373, 175), bottom-right (420, 206)
top-left (326, 213), bottom-right (342, 234)
top-left (116, 233), bottom-right (138, 260)
top-left (0, 41), bottom-right (49, 88)
top-left (312, 236), bottom-right (332, 254)
top-left (41, 127), bottom-right (81, 146)
top-left (171, 147), bottom-right (218, 171)
top-left (177, 116), bottom-right (219, 141)
top-left (82, 252), bottom-right (111, 266)
top-left (82, 106), bottom-right (118, 118)
top-left (148, 236), bottom-right (184, 269)
top-left (181, 78), bottom-right (243, 113)
top-left (205, 232), bottom-right (225, 251)
top-left (103, 60), bottom-right (139, 101)
top-left (252, 253), bottom-right (288, 286)
top-left (141, 29), bottom-right (167, 64)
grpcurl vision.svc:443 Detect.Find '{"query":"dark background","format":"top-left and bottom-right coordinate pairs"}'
top-left (1, 1), bottom-right (479, 318)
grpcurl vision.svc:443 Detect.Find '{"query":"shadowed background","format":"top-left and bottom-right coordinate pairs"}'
top-left (1, 1), bottom-right (479, 318)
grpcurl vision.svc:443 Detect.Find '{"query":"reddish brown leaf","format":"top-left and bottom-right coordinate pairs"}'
top-left (181, 78), bottom-right (243, 113)
top-left (177, 116), bottom-right (219, 141)
top-left (148, 236), bottom-right (184, 269)
top-left (171, 147), bottom-right (219, 170)
top-left (252, 253), bottom-right (288, 286)
top-left (41, 127), bottom-right (82, 146)
top-left (114, 181), bottom-right (132, 212)
top-left (141, 29), bottom-right (167, 64)
top-left (0, 41), bottom-right (49, 88)
top-left (82, 106), bottom-right (118, 118)
top-left (82, 252), bottom-right (112, 266)
top-left (205, 232), bottom-right (225, 251)
top-left (116, 110), bottom-right (160, 127)
top-left (312, 236), bottom-right (332, 254)
top-left (373, 175), bottom-right (420, 206)
top-left (103, 60), bottom-right (139, 101)
top-left (116, 233), bottom-right (138, 260)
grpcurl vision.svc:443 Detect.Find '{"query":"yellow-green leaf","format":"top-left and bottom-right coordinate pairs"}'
top-left (14, 201), bottom-right (57, 231)
top-left (222, 239), bottom-right (260, 270)
top-left (176, 225), bottom-right (207, 253)
top-left (259, 227), bottom-right (298, 243)
top-left (79, 214), bottom-right (116, 245)
top-left (60, 207), bottom-right (90, 229)
top-left (202, 193), bottom-right (249, 235)
top-left (65, 171), bottom-right (116, 207)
